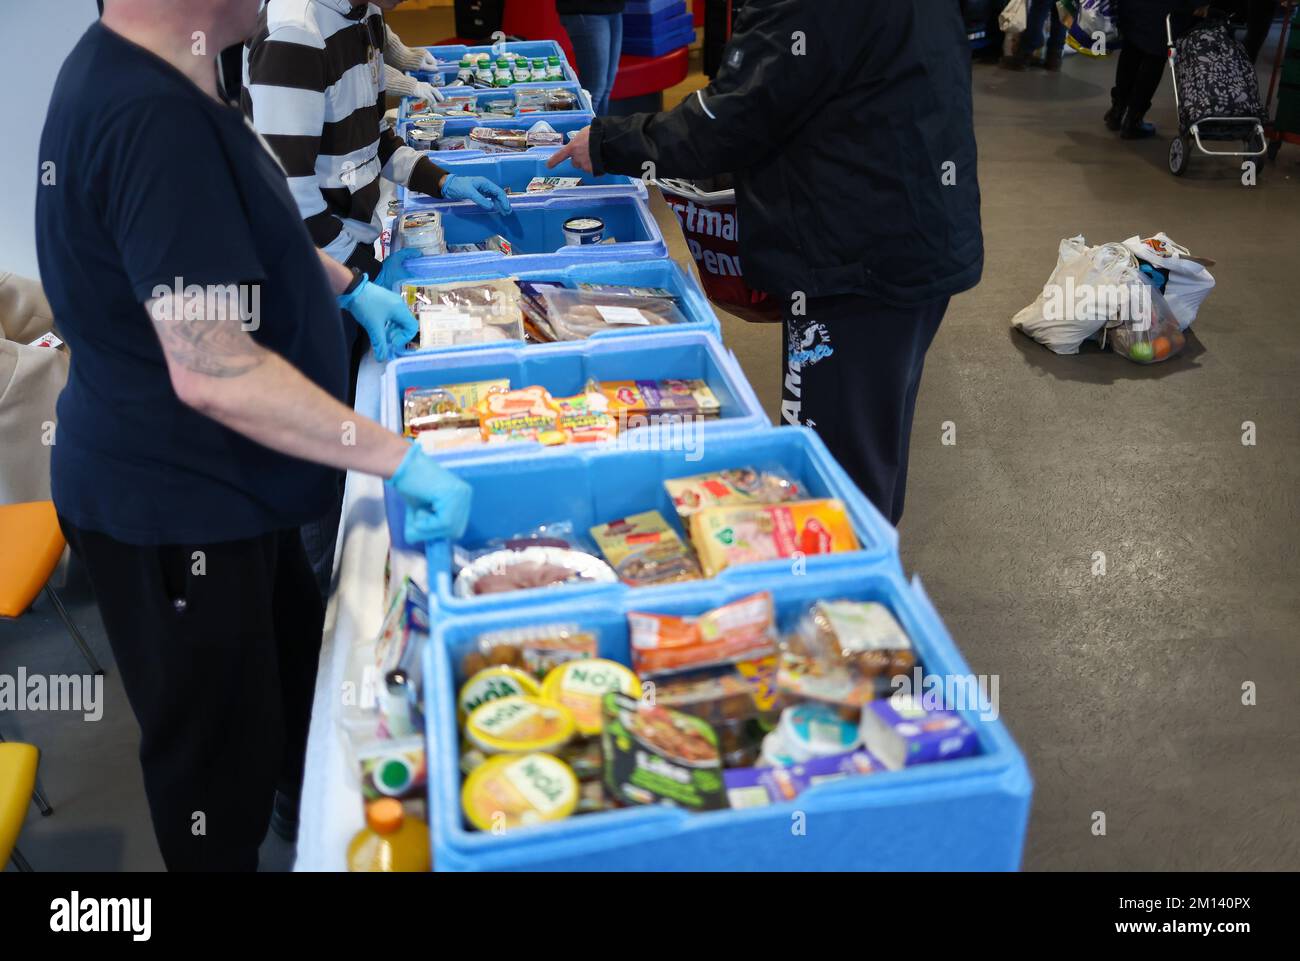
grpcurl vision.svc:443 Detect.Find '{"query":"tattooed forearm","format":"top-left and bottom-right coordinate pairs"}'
top-left (147, 293), bottom-right (266, 378)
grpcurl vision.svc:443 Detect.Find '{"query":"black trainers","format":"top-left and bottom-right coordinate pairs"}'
top-left (1103, 104), bottom-right (1125, 131)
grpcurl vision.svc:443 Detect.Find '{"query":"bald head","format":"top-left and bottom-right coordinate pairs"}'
top-left (102, 0), bottom-right (262, 51)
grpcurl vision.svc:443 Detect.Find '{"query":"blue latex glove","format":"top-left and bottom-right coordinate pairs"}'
top-left (386, 445), bottom-right (472, 544)
top-left (375, 247), bottom-right (421, 291)
top-left (338, 274), bottom-right (418, 362)
top-left (442, 174), bottom-right (512, 215)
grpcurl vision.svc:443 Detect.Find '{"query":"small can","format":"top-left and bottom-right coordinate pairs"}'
top-left (563, 216), bottom-right (605, 246)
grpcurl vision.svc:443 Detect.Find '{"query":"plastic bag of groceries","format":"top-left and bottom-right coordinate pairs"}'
top-left (1056, 0), bottom-right (1118, 57)
top-left (1106, 282), bottom-right (1187, 364)
top-left (653, 176), bottom-right (782, 324)
top-left (1012, 236), bottom-right (1141, 354)
top-left (1121, 233), bottom-right (1215, 331)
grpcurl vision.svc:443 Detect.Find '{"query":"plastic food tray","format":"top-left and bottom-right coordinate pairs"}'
top-left (381, 329), bottom-right (765, 461)
top-left (397, 82), bottom-right (593, 128)
top-left (398, 151), bottom-right (647, 209)
top-left (424, 562), bottom-right (1032, 871)
top-left (408, 427), bottom-right (902, 612)
top-left (391, 255), bottom-right (722, 358)
top-left (396, 193), bottom-right (667, 267)
top-left (412, 40), bottom-right (578, 86)
top-left (398, 114), bottom-right (594, 153)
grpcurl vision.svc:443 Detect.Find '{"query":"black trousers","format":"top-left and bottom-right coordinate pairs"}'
top-left (781, 294), bottom-right (948, 526)
top-left (1242, 0), bottom-right (1279, 64)
top-left (1111, 43), bottom-right (1168, 119)
top-left (60, 519), bottom-right (325, 871)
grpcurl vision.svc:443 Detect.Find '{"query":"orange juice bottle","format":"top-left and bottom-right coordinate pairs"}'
top-left (347, 798), bottom-right (430, 872)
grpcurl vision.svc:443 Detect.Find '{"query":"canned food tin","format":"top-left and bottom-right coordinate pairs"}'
top-left (563, 216), bottom-right (605, 246)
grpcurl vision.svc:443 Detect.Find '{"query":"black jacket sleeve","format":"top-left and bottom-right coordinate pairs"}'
top-left (591, 0), bottom-right (853, 179)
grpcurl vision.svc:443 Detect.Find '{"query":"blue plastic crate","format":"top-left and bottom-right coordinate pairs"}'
top-left (624, 0), bottom-right (685, 14)
top-left (623, 0), bottom-right (688, 36)
top-left (397, 193), bottom-right (666, 267)
top-left (412, 40), bottom-right (578, 86)
top-left (409, 427), bottom-right (902, 611)
top-left (392, 255), bottom-right (721, 358)
top-left (398, 151), bottom-right (647, 210)
top-left (397, 82), bottom-right (593, 127)
top-left (621, 16), bottom-right (696, 57)
top-left (398, 115), bottom-right (595, 153)
top-left (379, 329), bottom-right (768, 467)
top-left (424, 563), bottom-right (1032, 870)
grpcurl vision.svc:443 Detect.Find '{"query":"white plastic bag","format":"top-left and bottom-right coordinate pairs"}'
top-left (1000, 0), bottom-right (1028, 34)
top-left (1012, 236), bottom-right (1143, 354)
top-left (1121, 233), bottom-right (1215, 331)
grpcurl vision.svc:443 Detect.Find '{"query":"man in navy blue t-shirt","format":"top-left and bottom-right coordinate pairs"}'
top-left (36, 0), bottom-right (469, 871)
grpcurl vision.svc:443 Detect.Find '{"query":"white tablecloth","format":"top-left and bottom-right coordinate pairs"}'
top-left (294, 356), bottom-right (423, 871)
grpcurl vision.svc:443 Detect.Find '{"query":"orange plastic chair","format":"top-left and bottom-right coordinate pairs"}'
top-left (0, 501), bottom-right (103, 674)
top-left (0, 741), bottom-right (42, 871)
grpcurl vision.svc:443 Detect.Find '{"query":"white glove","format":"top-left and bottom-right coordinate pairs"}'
top-left (419, 51), bottom-right (439, 72)
top-left (413, 81), bottom-right (445, 104)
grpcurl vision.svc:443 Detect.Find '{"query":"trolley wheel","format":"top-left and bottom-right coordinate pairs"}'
top-left (1267, 140), bottom-right (1282, 163)
top-left (1168, 136), bottom-right (1190, 176)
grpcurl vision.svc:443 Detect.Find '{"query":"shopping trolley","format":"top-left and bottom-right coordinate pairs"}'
top-left (1165, 12), bottom-right (1268, 176)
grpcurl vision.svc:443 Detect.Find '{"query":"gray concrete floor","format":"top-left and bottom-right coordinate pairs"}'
top-left (3, 39), bottom-right (1298, 872)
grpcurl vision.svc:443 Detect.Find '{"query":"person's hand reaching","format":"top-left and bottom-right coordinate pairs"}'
top-left (546, 126), bottom-right (594, 174)
top-left (338, 273), bottom-right (418, 362)
top-left (440, 175), bottom-right (512, 215)
top-left (387, 445), bottom-right (473, 544)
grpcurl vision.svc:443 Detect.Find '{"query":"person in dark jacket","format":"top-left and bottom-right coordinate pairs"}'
top-left (1106, 1), bottom-right (1210, 137)
top-left (558, 1), bottom-right (626, 116)
top-left (548, 0), bottom-right (982, 524)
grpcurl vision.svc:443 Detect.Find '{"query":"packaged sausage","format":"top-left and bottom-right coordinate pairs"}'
top-left (477, 385), bottom-right (564, 445)
top-left (627, 591), bottom-right (777, 677)
top-left (540, 658), bottom-right (642, 737)
top-left (461, 752), bottom-right (578, 831)
top-left (552, 387), bottom-right (619, 444)
top-left (690, 500), bottom-right (860, 577)
top-left (600, 692), bottom-right (726, 811)
top-left (664, 467), bottom-right (801, 522)
top-left (589, 510), bottom-right (703, 587)
top-left (536, 289), bottom-right (688, 341)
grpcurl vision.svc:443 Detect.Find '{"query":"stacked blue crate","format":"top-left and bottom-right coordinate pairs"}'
top-left (622, 0), bottom-right (696, 58)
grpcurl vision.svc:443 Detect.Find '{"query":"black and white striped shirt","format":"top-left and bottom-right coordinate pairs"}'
top-left (242, 0), bottom-right (445, 270)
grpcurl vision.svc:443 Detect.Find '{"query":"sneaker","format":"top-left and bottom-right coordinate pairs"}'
top-left (1120, 117), bottom-right (1157, 139)
top-left (1103, 104), bottom-right (1125, 131)
top-left (1044, 52), bottom-right (1063, 72)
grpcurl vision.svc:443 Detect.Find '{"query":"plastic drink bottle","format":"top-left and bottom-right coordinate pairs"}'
top-left (347, 798), bottom-right (431, 872)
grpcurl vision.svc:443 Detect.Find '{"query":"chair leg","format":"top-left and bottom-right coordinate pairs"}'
top-left (43, 585), bottom-right (104, 675)
top-left (9, 847), bottom-right (34, 872)
top-left (32, 775), bottom-right (53, 817)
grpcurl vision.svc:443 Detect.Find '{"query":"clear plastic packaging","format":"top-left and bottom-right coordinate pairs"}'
top-left (535, 288), bottom-right (688, 341)
top-left (776, 600), bottom-right (916, 709)
top-left (402, 278), bottom-right (524, 348)
top-left (1107, 283), bottom-right (1187, 364)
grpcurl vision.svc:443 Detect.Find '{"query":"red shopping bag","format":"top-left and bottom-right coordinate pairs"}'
top-left (655, 178), bottom-right (783, 324)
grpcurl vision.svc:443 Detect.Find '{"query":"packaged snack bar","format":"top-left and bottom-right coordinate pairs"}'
top-left (859, 696), bottom-right (979, 770)
top-left (551, 388), bottom-right (619, 444)
top-left (690, 499), bottom-right (859, 577)
top-left (465, 695), bottom-right (576, 756)
top-left (627, 591), bottom-right (777, 677)
top-left (402, 380), bottom-right (508, 436)
top-left (665, 467), bottom-right (801, 522)
top-left (723, 749), bottom-right (883, 809)
top-left (540, 658), bottom-right (642, 737)
top-left (600, 692), bottom-right (726, 811)
top-left (477, 385), bottom-right (563, 444)
top-left (465, 622), bottom-right (599, 680)
top-left (457, 665), bottom-right (541, 722)
top-left (590, 510), bottom-right (703, 587)
top-left (461, 752), bottom-right (578, 831)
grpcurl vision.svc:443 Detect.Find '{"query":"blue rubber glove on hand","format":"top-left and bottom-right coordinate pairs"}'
top-left (387, 444), bottom-right (473, 545)
top-left (442, 174), bottom-right (512, 215)
top-left (375, 247), bottom-right (421, 291)
top-left (338, 274), bottom-right (418, 362)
